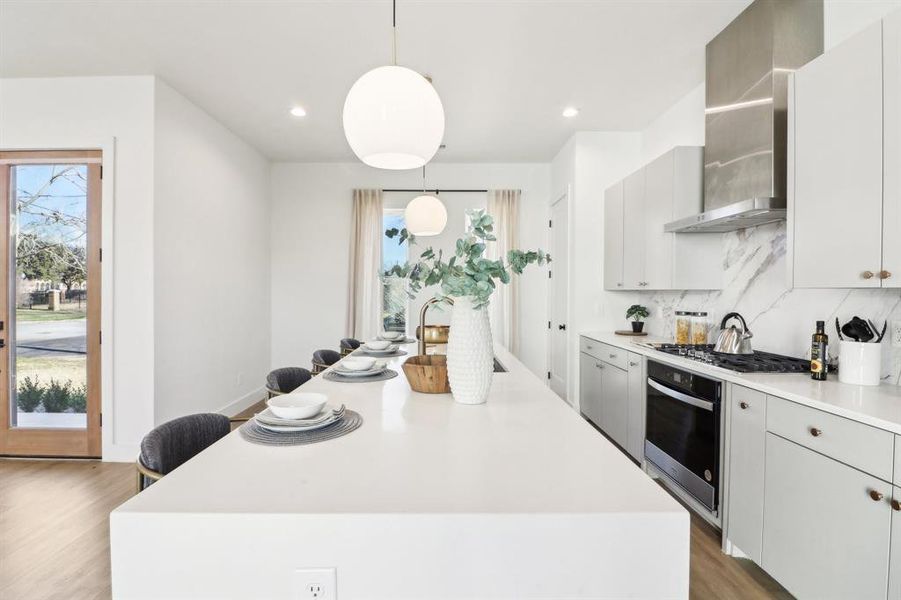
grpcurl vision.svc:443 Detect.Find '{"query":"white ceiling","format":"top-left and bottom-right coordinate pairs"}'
top-left (0, 0), bottom-right (751, 162)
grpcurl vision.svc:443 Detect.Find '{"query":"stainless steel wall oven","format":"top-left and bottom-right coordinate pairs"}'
top-left (645, 360), bottom-right (722, 513)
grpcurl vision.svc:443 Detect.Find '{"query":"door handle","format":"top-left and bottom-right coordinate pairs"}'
top-left (647, 378), bottom-right (714, 411)
top-left (558, 324), bottom-right (566, 330)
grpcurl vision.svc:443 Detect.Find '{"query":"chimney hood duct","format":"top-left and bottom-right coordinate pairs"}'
top-left (665, 0), bottom-right (823, 233)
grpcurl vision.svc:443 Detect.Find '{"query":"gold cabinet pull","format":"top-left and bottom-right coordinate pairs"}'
top-left (880, 270), bottom-right (892, 280)
top-left (863, 271), bottom-right (875, 279)
top-left (870, 489), bottom-right (885, 501)
top-left (739, 401), bottom-right (749, 410)
top-left (809, 427), bottom-right (822, 437)
top-left (892, 499), bottom-right (901, 511)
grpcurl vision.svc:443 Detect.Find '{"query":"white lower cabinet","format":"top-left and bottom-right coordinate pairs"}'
top-left (762, 432), bottom-right (892, 600)
top-left (890, 486), bottom-right (901, 599)
top-left (601, 363), bottom-right (629, 450)
top-left (626, 352), bottom-right (644, 462)
top-left (579, 352), bottom-right (603, 425)
top-left (725, 386), bottom-right (766, 564)
top-left (578, 339), bottom-right (644, 460)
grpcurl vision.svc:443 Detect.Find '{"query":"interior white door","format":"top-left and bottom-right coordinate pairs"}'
top-left (548, 192), bottom-right (569, 401)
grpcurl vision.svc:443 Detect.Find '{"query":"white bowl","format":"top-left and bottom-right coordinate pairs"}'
top-left (267, 393), bottom-right (328, 420)
top-left (342, 357), bottom-right (376, 371)
top-left (365, 339), bottom-right (392, 350)
top-left (380, 331), bottom-right (403, 341)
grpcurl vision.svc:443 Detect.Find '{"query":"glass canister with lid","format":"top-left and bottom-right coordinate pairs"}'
top-left (690, 311), bottom-right (709, 345)
top-left (675, 311), bottom-right (692, 344)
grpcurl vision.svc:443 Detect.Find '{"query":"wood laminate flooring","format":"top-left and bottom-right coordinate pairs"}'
top-left (0, 448), bottom-right (792, 600)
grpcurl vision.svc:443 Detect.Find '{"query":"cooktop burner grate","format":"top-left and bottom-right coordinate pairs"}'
top-left (652, 344), bottom-right (810, 373)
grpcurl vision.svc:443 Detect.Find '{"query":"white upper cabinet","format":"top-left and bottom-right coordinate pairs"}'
top-left (622, 169), bottom-right (646, 289)
top-left (884, 10), bottom-right (901, 288)
top-left (643, 151), bottom-right (675, 289)
top-left (791, 20), bottom-right (889, 287)
top-left (604, 146), bottom-right (722, 291)
top-left (603, 182), bottom-right (624, 290)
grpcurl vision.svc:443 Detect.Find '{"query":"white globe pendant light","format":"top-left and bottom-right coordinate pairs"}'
top-left (342, 0), bottom-right (445, 170)
top-left (405, 194), bottom-right (447, 237)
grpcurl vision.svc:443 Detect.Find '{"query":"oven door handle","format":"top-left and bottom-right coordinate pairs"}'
top-left (647, 378), bottom-right (714, 412)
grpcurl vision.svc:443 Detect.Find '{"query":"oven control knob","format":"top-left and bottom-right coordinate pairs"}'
top-left (704, 469), bottom-right (712, 482)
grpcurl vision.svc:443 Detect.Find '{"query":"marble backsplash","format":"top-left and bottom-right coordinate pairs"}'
top-left (604, 222), bottom-right (901, 384)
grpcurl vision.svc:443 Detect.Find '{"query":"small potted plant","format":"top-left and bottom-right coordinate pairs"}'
top-left (626, 304), bottom-right (650, 333)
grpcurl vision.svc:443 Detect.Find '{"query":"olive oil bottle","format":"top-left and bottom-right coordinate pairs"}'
top-left (810, 320), bottom-right (828, 381)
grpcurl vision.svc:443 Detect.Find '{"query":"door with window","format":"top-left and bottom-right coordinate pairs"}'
top-left (0, 151), bottom-right (101, 457)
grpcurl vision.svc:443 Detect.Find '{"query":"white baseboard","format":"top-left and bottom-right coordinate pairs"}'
top-left (217, 386), bottom-right (267, 417)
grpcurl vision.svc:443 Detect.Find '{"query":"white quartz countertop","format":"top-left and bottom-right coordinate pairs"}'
top-left (582, 331), bottom-right (901, 435)
top-left (115, 343), bottom-right (684, 516)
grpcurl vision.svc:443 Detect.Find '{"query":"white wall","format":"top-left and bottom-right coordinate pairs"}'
top-left (825, 0), bottom-right (901, 49)
top-left (269, 163), bottom-right (551, 379)
top-left (551, 132), bottom-right (644, 405)
top-left (153, 80), bottom-right (271, 424)
top-left (0, 76), bottom-right (155, 460)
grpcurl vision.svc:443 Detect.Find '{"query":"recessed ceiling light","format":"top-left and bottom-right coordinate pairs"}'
top-left (290, 106), bottom-right (307, 117)
top-left (562, 107), bottom-right (579, 118)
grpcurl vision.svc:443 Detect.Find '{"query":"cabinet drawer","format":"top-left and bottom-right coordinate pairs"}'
top-left (895, 435), bottom-right (901, 484)
top-left (579, 338), bottom-right (628, 369)
top-left (767, 395), bottom-right (894, 481)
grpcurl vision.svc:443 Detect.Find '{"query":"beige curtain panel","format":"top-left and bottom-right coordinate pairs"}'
top-left (346, 189), bottom-right (384, 341)
top-left (487, 189), bottom-right (520, 354)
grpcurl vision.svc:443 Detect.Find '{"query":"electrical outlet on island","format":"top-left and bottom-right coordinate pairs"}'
top-left (294, 568), bottom-right (336, 600)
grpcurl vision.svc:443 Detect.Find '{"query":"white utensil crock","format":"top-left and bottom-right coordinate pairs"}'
top-left (838, 341), bottom-right (882, 386)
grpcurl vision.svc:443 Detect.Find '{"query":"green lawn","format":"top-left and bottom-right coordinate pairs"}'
top-left (16, 308), bottom-right (86, 322)
top-left (16, 355), bottom-right (86, 387)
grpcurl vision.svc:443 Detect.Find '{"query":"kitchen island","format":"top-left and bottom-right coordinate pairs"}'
top-left (110, 344), bottom-right (688, 599)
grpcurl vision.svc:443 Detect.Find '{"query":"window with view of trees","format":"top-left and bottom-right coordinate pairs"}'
top-left (382, 210), bottom-right (408, 333)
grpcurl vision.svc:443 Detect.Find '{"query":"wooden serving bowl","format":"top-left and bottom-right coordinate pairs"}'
top-left (403, 355), bottom-right (451, 394)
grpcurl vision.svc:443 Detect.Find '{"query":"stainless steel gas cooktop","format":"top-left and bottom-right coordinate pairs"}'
top-left (651, 344), bottom-right (809, 374)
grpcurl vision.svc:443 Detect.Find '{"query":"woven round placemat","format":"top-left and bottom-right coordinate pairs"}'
top-left (353, 349), bottom-right (409, 358)
top-left (239, 410), bottom-right (362, 446)
top-left (323, 368), bottom-right (399, 383)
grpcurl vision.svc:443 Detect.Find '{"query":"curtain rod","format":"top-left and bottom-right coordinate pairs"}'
top-left (382, 188), bottom-right (488, 193)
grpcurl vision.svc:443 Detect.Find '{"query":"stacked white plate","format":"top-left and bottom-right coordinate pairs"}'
top-left (332, 360), bottom-right (388, 378)
top-left (254, 404), bottom-right (346, 433)
top-left (359, 342), bottom-right (399, 355)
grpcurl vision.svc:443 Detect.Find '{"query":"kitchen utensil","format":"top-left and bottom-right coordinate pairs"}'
top-left (841, 316), bottom-right (874, 342)
top-left (835, 317), bottom-right (845, 341)
top-left (868, 319), bottom-right (888, 343)
top-left (712, 312), bottom-right (754, 355)
top-left (877, 321), bottom-right (888, 343)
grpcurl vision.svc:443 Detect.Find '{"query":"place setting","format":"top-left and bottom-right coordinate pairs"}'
top-left (377, 330), bottom-right (416, 344)
top-left (323, 356), bottom-right (399, 383)
top-left (351, 338), bottom-right (409, 358)
top-left (240, 391), bottom-right (362, 446)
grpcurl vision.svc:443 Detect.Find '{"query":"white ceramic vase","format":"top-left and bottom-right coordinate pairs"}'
top-left (446, 296), bottom-right (493, 405)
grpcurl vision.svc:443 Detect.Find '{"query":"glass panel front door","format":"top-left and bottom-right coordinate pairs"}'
top-left (0, 151), bottom-right (101, 457)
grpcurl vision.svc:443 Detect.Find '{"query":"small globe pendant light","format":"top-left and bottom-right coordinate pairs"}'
top-left (343, 0), bottom-right (445, 170)
top-left (404, 167), bottom-right (447, 236)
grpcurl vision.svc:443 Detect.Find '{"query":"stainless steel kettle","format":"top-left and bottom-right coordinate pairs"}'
top-left (713, 312), bottom-right (754, 355)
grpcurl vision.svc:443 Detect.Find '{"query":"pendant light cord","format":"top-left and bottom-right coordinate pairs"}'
top-left (392, 0), bottom-right (397, 66)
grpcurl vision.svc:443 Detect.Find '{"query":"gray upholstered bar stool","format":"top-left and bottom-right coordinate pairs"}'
top-left (339, 338), bottom-right (361, 356)
top-left (266, 367), bottom-right (312, 397)
top-left (311, 349), bottom-right (341, 375)
top-left (135, 413), bottom-right (230, 492)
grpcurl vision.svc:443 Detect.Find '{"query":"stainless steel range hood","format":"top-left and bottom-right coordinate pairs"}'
top-left (665, 0), bottom-right (823, 233)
